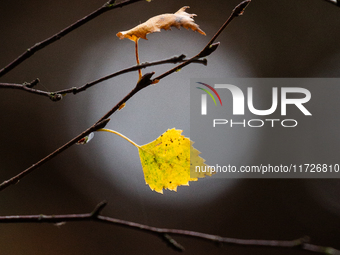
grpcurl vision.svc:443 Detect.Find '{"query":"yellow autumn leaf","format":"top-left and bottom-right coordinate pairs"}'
top-left (98, 128), bottom-right (214, 194)
top-left (116, 6), bottom-right (206, 42)
top-left (138, 128), bottom-right (214, 194)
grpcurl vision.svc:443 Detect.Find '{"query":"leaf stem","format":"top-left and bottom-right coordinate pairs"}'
top-left (135, 40), bottom-right (142, 80)
top-left (98, 128), bottom-right (140, 148)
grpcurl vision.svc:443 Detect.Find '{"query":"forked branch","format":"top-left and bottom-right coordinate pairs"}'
top-left (0, 202), bottom-right (339, 254)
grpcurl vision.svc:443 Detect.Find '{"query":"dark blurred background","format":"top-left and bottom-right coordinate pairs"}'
top-left (1, 0), bottom-right (340, 254)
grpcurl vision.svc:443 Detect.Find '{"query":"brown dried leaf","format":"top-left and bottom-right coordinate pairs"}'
top-left (116, 6), bottom-right (206, 42)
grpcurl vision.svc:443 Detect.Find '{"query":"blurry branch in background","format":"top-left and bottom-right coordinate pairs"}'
top-left (0, 55), bottom-right (206, 101)
top-left (0, 201), bottom-right (339, 254)
top-left (0, 0), bottom-right (145, 77)
top-left (323, 0), bottom-right (340, 7)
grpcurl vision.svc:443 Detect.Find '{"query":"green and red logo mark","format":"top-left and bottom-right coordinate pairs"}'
top-left (196, 82), bottom-right (223, 106)
top-left (196, 82), bottom-right (222, 115)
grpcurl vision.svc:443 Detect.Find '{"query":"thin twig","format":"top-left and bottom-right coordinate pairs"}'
top-left (153, 0), bottom-right (251, 82)
top-left (96, 71), bottom-right (155, 123)
top-left (0, 55), bottom-right (206, 100)
top-left (0, 202), bottom-right (339, 254)
top-left (0, 82), bottom-right (51, 99)
top-left (54, 54), bottom-right (205, 95)
top-left (0, 0), bottom-right (145, 77)
top-left (0, 119), bottom-right (110, 192)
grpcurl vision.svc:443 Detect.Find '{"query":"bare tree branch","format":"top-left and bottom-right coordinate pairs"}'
top-left (0, 201), bottom-right (339, 254)
top-left (0, 55), bottom-right (206, 101)
top-left (0, 0), bottom-right (145, 77)
top-left (54, 55), bottom-right (206, 96)
top-left (0, 119), bottom-right (110, 192)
